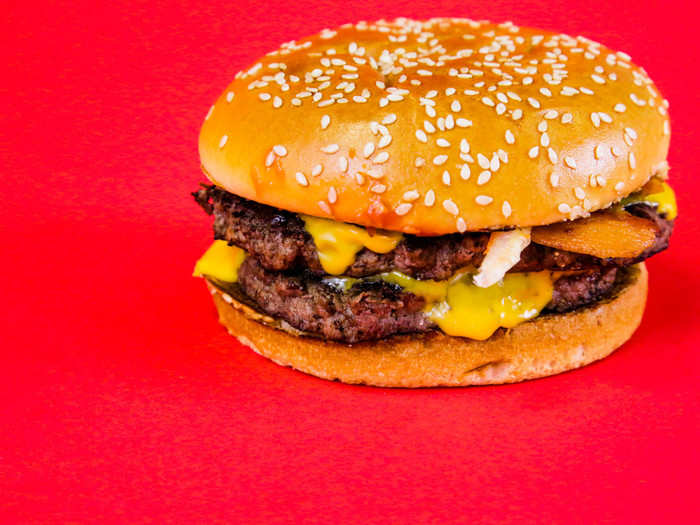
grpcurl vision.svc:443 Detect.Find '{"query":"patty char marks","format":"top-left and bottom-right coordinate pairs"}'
top-left (232, 256), bottom-right (619, 343)
top-left (194, 185), bottom-right (673, 280)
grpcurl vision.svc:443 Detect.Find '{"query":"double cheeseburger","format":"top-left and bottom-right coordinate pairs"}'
top-left (193, 18), bottom-right (676, 387)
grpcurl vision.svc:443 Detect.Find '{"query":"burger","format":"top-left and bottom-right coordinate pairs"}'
top-left (192, 18), bottom-right (676, 387)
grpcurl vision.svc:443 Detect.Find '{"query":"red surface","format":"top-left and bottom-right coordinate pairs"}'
top-left (1, 1), bottom-right (699, 522)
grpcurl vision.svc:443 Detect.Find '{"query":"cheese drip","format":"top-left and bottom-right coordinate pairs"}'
top-left (302, 215), bottom-right (403, 275)
top-left (383, 270), bottom-right (554, 340)
top-left (193, 240), bottom-right (246, 282)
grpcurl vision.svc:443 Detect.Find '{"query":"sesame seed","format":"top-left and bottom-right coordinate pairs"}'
top-left (205, 105), bottom-right (214, 120)
top-left (318, 201), bottom-right (332, 214)
top-left (540, 132), bottom-right (550, 147)
top-left (495, 103), bottom-right (506, 115)
top-left (378, 134), bottom-right (392, 148)
top-left (226, 92), bottom-right (234, 103)
top-left (218, 135), bottom-right (228, 149)
top-left (523, 76), bottom-right (533, 85)
top-left (490, 154), bottom-right (500, 172)
top-left (321, 115), bottom-right (330, 129)
top-left (574, 187), bottom-right (586, 199)
top-left (371, 183), bottom-right (387, 194)
top-left (436, 138), bottom-right (450, 148)
top-left (403, 190), bottom-right (420, 201)
top-left (446, 87), bottom-right (456, 96)
top-left (611, 145), bottom-right (622, 157)
top-left (311, 164), bottom-right (323, 176)
top-left (415, 130), bottom-right (428, 143)
top-left (265, 150), bottom-right (275, 167)
top-left (363, 142), bottom-right (375, 158)
top-left (460, 164), bottom-right (471, 180)
top-left (442, 170), bottom-right (451, 186)
top-left (630, 93), bottom-right (646, 106)
top-left (548, 148), bottom-right (558, 164)
top-left (456, 218), bottom-right (467, 233)
top-left (477, 170), bottom-right (491, 185)
top-left (424, 189), bottom-right (436, 207)
top-left (382, 113), bottom-right (397, 125)
top-left (475, 195), bottom-right (493, 206)
top-left (273, 96), bottom-right (283, 108)
top-left (395, 203), bottom-right (413, 216)
top-left (537, 121), bottom-right (548, 132)
top-left (544, 110), bottom-right (558, 119)
top-left (625, 127), bottom-right (638, 140)
top-left (295, 172), bottom-right (308, 186)
top-left (451, 100), bottom-right (462, 112)
top-left (456, 118), bottom-right (472, 127)
top-left (591, 112), bottom-right (601, 127)
top-left (502, 201), bottom-right (512, 218)
top-left (594, 144), bottom-right (604, 159)
top-left (273, 144), bottom-right (287, 156)
top-left (443, 199), bottom-right (459, 215)
top-left (528, 97), bottom-right (541, 109)
top-left (599, 112), bottom-right (612, 123)
top-left (564, 156), bottom-right (577, 169)
top-left (328, 187), bottom-right (337, 204)
top-left (550, 173), bottom-right (560, 187)
top-left (505, 129), bottom-right (515, 144)
top-left (561, 113), bottom-right (573, 124)
top-left (415, 157), bottom-right (426, 167)
top-left (460, 139), bottom-right (470, 154)
top-left (528, 146), bottom-right (539, 159)
top-left (512, 109), bottom-right (523, 120)
top-left (482, 96), bottom-right (495, 107)
top-left (259, 92), bottom-right (271, 101)
top-left (614, 103), bottom-right (626, 113)
top-left (321, 144), bottom-right (339, 154)
top-left (580, 86), bottom-right (594, 95)
top-left (664, 121), bottom-right (670, 135)
top-left (424, 120), bottom-right (436, 133)
top-left (561, 86), bottom-right (579, 96)
top-left (433, 154), bottom-right (448, 166)
top-left (591, 74), bottom-right (606, 84)
top-left (558, 203), bottom-right (571, 213)
top-left (477, 153), bottom-right (490, 169)
top-left (628, 151), bottom-right (636, 169)
top-left (338, 157), bottom-right (348, 172)
top-left (615, 182), bottom-right (625, 192)
top-left (374, 151), bottom-right (389, 164)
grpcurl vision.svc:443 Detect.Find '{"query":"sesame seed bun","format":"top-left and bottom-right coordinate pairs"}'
top-left (200, 18), bottom-right (670, 235)
top-left (205, 264), bottom-right (647, 387)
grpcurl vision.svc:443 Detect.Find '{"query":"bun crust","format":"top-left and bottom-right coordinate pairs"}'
top-left (205, 264), bottom-right (647, 387)
top-left (200, 18), bottom-right (670, 234)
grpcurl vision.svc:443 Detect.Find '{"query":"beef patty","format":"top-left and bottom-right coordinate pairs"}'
top-left (194, 185), bottom-right (673, 280)
top-left (217, 256), bottom-right (620, 343)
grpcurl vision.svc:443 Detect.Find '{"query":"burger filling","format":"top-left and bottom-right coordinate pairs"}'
top-left (193, 180), bottom-right (675, 343)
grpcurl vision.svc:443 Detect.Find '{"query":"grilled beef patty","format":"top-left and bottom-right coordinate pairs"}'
top-left (227, 256), bottom-right (619, 343)
top-left (194, 185), bottom-right (672, 280)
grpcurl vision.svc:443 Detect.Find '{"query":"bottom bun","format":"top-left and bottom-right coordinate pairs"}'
top-left (205, 264), bottom-right (647, 387)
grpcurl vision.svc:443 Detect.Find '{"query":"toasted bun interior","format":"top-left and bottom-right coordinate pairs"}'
top-left (205, 264), bottom-right (647, 387)
top-left (200, 19), bottom-right (670, 234)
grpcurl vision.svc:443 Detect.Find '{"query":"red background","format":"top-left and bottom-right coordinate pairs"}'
top-left (2, 1), bottom-right (699, 522)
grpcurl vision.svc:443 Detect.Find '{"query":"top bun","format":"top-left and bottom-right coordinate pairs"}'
top-left (199, 18), bottom-right (670, 234)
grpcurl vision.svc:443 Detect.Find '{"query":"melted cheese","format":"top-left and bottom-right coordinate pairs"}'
top-left (622, 178), bottom-right (678, 220)
top-left (473, 228), bottom-right (531, 288)
top-left (643, 181), bottom-right (677, 220)
top-left (193, 240), bottom-right (246, 282)
top-left (302, 215), bottom-right (403, 275)
top-left (377, 269), bottom-right (554, 341)
top-left (425, 271), bottom-right (554, 340)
